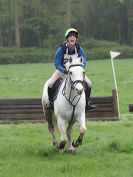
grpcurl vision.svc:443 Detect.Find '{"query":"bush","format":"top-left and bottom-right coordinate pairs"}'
top-left (0, 40), bottom-right (133, 64)
top-left (81, 39), bottom-right (120, 49)
top-left (0, 47), bottom-right (55, 64)
top-left (81, 39), bottom-right (133, 59)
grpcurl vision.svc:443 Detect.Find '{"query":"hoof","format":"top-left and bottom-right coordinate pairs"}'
top-left (67, 146), bottom-right (76, 153)
top-left (67, 149), bottom-right (76, 154)
top-left (57, 140), bottom-right (67, 149)
top-left (72, 141), bottom-right (79, 147)
top-left (72, 138), bottom-right (82, 147)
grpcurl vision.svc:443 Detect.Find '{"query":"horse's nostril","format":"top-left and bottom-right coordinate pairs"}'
top-left (76, 89), bottom-right (83, 95)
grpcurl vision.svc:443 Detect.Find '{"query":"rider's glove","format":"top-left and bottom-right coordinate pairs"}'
top-left (64, 69), bottom-right (68, 75)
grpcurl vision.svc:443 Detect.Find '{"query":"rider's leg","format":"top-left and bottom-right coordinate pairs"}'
top-left (84, 75), bottom-right (97, 111)
top-left (46, 70), bottom-right (66, 110)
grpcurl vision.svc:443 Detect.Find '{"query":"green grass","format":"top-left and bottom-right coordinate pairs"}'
top-left (0, 115), bottom-right (133, 177)
top-left (0, 59), bottom-right (133, 177)
top-left (0, 63), bottom-right (54, 98)
top-left (0, 59), bottom-right (133, 113)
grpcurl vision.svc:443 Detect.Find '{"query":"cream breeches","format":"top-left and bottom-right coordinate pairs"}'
top-left (48, 70), bottom-right (66, 88)
top-left (48, 70), bottom-right (92, 88)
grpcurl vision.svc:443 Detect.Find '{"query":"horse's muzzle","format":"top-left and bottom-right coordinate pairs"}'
top-left (75, 88), bottom-right (83, 95)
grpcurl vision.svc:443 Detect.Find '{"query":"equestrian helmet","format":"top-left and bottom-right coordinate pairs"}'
top-left (65, 28), bottom-right (78, 38)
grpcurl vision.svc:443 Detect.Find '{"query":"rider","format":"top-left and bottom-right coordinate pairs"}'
top-left (46, 28), bottom-right (96, 111)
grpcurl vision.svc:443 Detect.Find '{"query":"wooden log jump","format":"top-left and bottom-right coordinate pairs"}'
top-left (129, 104), bottom-right (133, 112)
top-left (0, 89), bottom-right (119, 124)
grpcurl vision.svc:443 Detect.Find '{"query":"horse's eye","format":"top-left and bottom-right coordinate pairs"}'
top-left (69, 71), bottom-right (72, 75)
top-left (83, 71), bottom-right (85, 76)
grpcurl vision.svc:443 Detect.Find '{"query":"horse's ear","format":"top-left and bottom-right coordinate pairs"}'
top-left (69, 57), bottom-right (72, 63)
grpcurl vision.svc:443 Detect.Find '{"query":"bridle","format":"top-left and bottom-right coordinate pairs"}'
top-left (62, 64), bottom-right (85, 107)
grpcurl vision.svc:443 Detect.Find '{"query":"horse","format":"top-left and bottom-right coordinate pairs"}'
top-left (42, 56), bottom-right (87, 152)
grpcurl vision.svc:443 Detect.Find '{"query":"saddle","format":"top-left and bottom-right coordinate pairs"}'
top-left (50, 78), bottom-right (88, 103)
top-left (51, 78), bottom-right (63, 102)
top-left (48, 78), bottom-right (96, 111)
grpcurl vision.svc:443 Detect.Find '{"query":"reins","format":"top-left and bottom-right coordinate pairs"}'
top-left (62, 64), bottom-right (84, 121)
top-left (62, 64), bottom-right (84, 107)
top-left (62, 79), bottom-right (82, 107)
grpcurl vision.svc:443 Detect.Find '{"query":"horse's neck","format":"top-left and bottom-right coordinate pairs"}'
top-left (63, 78), bottom-right (73, 94)
top-left (62, 78), bottom-right (79, 103)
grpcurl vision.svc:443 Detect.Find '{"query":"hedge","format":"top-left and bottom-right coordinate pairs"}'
top-left (0, 40), bottom-right (133, 64)
top-left (82, 39), bottom-right (133, 59)
top-left (0, 48), bottom-right (55, 64)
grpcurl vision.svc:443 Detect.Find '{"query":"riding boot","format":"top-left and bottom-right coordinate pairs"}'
top-left (45, 87), bottom-right (54, 110)
top-left (85, 86), bottom-right (97, 111)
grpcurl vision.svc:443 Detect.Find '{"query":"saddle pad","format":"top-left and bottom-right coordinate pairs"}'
top-left (52, 78), bottom-right (63, 102)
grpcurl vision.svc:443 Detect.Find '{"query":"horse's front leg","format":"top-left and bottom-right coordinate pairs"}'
top-left (72, 113), bottom-right (87, 147)
top-left (66, 120), bottom-right (75, 152)
top-left (56, 116), bottom-right (67, 149)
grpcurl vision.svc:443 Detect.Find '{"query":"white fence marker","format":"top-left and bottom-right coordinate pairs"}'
top-left (110, 51), bottom-right (120, 59)
top-left (110, 51), bottom-right (120, 118)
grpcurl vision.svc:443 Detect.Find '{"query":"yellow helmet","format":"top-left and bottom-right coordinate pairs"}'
top-left (65, 28), bottom-right (78, 38)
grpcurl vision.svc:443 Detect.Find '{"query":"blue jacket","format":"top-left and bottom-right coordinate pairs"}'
top-left (54, 44), bottom-right (87, 74)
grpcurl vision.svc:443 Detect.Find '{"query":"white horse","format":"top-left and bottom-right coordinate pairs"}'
top-left (42, 56), bottom-right (87, 152)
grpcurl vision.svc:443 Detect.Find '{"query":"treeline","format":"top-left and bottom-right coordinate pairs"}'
top-left (0, 0), bottom-right (133, 48)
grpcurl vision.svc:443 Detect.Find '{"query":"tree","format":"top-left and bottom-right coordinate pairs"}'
top-left (14, 0), bottom-right (21, 47)
top-left (66, 0), bottom-right (71, 27)
top-left (0, 0), bottom-right (13, 46)
top-left (0, 0), bottom-right (133, 47)
top-left (118, 0), bottom-right (129, 44)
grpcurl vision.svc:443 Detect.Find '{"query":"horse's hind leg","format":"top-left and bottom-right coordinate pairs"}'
top-left (44, 109), bottom-right (58, 147)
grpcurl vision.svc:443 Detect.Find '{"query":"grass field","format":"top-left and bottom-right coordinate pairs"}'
top-left (0, 58), bottom-right (132, 113)
top-left (0, 59), bottom-right (133, 177)
top-left (0, 116), bottom-right (133, 177)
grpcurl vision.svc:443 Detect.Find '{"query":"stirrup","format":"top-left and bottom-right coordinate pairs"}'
top-left (45, 102), bottom-right (54, 110)
top-left (86, 101), bottom-right (97, 112)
